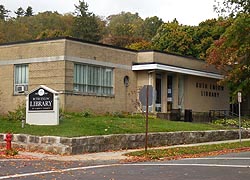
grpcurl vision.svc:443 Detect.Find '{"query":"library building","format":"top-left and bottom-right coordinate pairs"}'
top-left (0, 37), bottom-right (231, 122)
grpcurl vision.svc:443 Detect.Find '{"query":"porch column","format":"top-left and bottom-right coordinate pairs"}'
top-left (161, 73), bottom-right (168, 113)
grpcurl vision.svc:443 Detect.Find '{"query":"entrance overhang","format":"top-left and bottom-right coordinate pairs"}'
top-left (132, 63), bottom-right (224, 80)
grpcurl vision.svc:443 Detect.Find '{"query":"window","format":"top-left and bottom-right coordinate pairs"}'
top-left (74, 64), bottom-right (113, 95)
top-left (14, 64), bottom-right (29, 93)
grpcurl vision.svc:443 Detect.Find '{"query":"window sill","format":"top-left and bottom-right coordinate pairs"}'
top-left (65, 91), bottom-right (115, 98)
top-left (13, 92), bottom-right (28, 96)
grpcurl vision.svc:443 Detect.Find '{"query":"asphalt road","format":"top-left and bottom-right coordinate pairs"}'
top-left (0, 151), bottom-right (250, 180)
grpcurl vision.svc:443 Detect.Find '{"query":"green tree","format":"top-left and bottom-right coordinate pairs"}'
top-left (192, 18), bottom-right (231, 59)
top-left (107, 12), bottom-right (143, 37)
top-left (71, 0), bottom-right (101, 42)
top-left (152, 20), bottom-right (195, 56)
top-left (15, 7), bottom-right (25, 18)
top-left (104, 12), bottom-right (144, 47)
top-left (25, 6), bottom-right (34, 16)
top-left (142, 16), bottom-right (163, 41)
top-left (0, 5), bottom-right (10, 20)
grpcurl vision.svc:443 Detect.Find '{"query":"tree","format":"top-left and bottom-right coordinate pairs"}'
top-left (0, 5), bottom-right (10, 20)
top-left (126, 40), bottom-right (152, 51)
top-left (207, 0), bottom-right (250, 99)
top-left (192, 18), bottom-right (231, 59)
top-left (207, 13), bottom-right (250, 98)
top-left (104, 12), bottom-right (144, 47)
top-left (0, 19), bottom-right (32, 42)
top-left (25, 6), bottom-right (34, 16)
top-left (142, 16), bottom-right (163, 41)
top-left (151, 20), bottom-right (195, 56)
top-left (36, 29), bottom-right (66, 39)
top-left (70, 0), bottom-right (102, 42)
top-left (107, 12), bottom-right (143, 37)
top-left (15, 7), bottom-right (25, 18)
top-left (19, 11), bottom-right (73, 40)
top-left (214, 0), bottom-right (250, 16)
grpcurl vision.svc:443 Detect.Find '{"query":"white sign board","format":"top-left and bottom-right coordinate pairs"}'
top-left (238, 92), bottom-right (242, 103)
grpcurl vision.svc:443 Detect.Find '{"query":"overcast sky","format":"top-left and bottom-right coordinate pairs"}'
top-left (1, 0), bottom-right (221, 25)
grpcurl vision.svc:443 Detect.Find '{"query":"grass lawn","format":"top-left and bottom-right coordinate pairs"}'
top-left (0, 113), bottom-right (227, 137)
top-left (127, 141), bottom-right (250, 160)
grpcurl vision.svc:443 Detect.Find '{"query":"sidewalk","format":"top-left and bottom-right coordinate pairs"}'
top-left (18, 138), bottom-right (250, 161)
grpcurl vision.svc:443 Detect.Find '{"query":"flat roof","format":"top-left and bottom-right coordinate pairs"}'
top-left (132, 63), bottom-right (224, 79)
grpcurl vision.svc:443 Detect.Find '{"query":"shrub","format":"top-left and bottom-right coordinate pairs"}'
top-left (82, 109), bottom-right (94, 118)
top-left (112, 112), bottom-right (125, 118)
top-left (5, 149), bottom-right (18, 156)
top-left (214, 118), bottom-right (250, 129)
top-left (7, 103), bottom-right (26, 121)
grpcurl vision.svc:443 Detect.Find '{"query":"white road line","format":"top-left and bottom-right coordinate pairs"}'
top-left (0, 164), bottom-right (119, 180)
top-left (124, 163), bottom-right (250, 168)
top-left (1, 162), bottom-right (250, 179)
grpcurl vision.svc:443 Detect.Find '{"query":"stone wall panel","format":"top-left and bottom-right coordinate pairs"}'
top-left (0, 130), bottom-right (249, 155)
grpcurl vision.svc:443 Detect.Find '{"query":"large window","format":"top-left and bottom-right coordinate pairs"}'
top-left (14, 64), bottom-right (29, 93)
top-left (74, 64), bottom-right (114, 95)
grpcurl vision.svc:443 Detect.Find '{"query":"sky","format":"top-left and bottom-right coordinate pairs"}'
top-left (1, 0), bottom-right (222, 25)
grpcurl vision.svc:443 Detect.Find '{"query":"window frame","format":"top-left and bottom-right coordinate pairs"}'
top-left (14, 64), bottom-right (29, 94)
top-left (73, 63), bottom-right (114, 96)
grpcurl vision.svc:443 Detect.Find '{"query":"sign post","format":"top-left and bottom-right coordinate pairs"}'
top-left (139, 85), bottom-right (153, 153)
top-left (238, 92), bottom-right (242, 143)
top-left (145, 85), bottom-right (149, 152)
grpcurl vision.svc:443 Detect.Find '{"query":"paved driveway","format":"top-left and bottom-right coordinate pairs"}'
top-left (0, 151), bottom-right (250, 180)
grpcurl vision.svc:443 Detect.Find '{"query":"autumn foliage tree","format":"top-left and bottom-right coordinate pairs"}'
top-left (0, 0), bottom-right (243, 66)
top-left (207, 13), bottom-right (250, 99)
top-left (207, 0), bottom-right (250, 100)
top-left (126, 40), bottom-right (152, 51)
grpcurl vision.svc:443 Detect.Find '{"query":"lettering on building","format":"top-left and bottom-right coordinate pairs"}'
top-left (196, 82), bottom-right (224, 98)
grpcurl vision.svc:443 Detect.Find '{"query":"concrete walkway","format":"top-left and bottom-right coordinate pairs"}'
top-left (18, 138), bottom-right (250, 161)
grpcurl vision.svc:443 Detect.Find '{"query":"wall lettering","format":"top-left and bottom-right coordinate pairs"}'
top-left (196, 82), bottom-right (224, 98)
